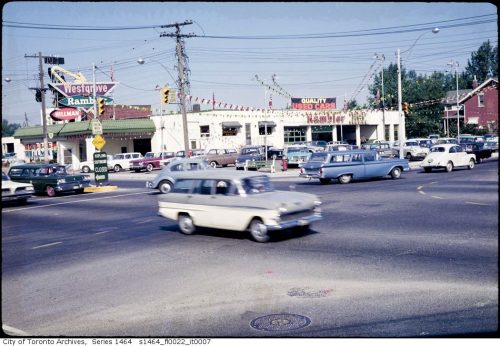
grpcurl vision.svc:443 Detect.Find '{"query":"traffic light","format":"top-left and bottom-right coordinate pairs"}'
top-left (403, 102), bottom-right (409, 113)
top-left (161, 88), bottom-right (170, 104)
top-left (97, 97), bottom-right (106, 116)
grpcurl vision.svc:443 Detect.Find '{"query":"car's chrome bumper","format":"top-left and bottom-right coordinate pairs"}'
top-left (56, 181), bottom-right (91, 192)
top-left (266, 213), bottom-right (322, 231)
top-left (299, 172), bottom-right (320, 179)
top-left (2, 192), bottom-right (34, 201)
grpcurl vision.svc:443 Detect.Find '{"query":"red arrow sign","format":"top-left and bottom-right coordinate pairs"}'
top-left (49, 107), bottom-right (82, 121)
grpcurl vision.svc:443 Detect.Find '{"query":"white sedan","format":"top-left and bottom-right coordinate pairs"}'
top-left (420, 144), bottom-right (476, 173)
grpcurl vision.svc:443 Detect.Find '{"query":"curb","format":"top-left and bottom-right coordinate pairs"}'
top-left (84, 185), bottom-right (119, 193)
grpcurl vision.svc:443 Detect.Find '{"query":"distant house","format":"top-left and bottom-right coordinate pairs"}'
top-left (442, 77), bottom-right (498, 134)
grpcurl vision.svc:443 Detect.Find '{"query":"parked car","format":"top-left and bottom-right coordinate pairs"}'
top-left (147, 157), bottom-right (212, 194)
top-left (483, 140), bottom-right (498, 153)
top-left (299, 140), bottom-right (327, 152)
top-left (2, 171), bottom-right (35, 204)
top-left (107, 152), bottom-right (143, 172)
top-left (420, 144), bottom-right (476, 173)
top-left (79, 154), bottom-right (113, 173)
top-left (285, 145), bottom-right (312, 167)
top-left (299, 150), bottom-right (410, 184)
top-left (428, 134), bottom-right (440, 144)
top-left (325, 143), bottom-right (357, 151)
top-left (392, 139), bottom-right (430, 160)
top-left (436, 137), bottom-right (458, 145)
top-left (130, 151), bottom-right (175, 172)
top-left (235, 145), bottom-right (267, 170)
top-left (8, 163), bottom-right (91, 197)
top-left (190, 149), bottom-right (206, 157)
top-left (202, 148), bottom-right (239, 168)
top-left (157, 170), bottom-right (322, 242)
top-left (364, 142), bottom-right (398, 159)
top-left (459, 142), bottom-right (492, 163)
top-left (266, 147), bottom-right (284, 159)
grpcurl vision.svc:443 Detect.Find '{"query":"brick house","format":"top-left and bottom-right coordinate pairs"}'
top-left (442, 77), bottom-right (498, 134)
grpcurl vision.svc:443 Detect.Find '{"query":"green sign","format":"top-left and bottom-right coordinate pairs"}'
top-left (93, 151), bottom-right (109, 185)
top-left (59, 96), bottom-right (113, 109)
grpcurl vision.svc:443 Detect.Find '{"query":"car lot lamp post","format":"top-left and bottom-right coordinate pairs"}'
top-left (447, 60), bottom-right (460, 143)
top-left (373, 53), bottom-right (385, 140)
top-left (397, 28), bottom-right (439, 159)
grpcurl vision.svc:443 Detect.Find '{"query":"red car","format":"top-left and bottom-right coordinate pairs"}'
top-left (130, 151), bottom-right (175, 172)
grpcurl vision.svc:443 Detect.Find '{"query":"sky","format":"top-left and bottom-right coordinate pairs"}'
top-left (2, 1), bottom-right (498, 126)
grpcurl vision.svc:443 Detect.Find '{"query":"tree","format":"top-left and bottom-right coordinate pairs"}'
top-left (464, 40), bottom-right (498, 86)
top-left (2, 119), bottom-right (21, 137)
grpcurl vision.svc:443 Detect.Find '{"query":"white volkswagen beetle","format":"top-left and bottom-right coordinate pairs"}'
top-left (420, 144), bottom-right (476, 173)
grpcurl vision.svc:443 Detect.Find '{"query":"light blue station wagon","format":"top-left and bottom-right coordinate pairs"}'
top-left (299, 150), bottom-right (411, 184)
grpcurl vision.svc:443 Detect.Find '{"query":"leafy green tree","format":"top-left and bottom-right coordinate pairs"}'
top-left (367, 40), bottom-right (498, 138)
top-left (2, 119), bottom-right (21, 137)
top-left (463, 40), bottom-right (498, 86)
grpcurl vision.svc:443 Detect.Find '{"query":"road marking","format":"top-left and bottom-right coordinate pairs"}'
top-left (135, 218), bottom-right (154, 224)
top-left (32, 241), bottom-right (62, 249)
top-left (417, 185), bottom-right (424, 190)
top-left (418, 190), bottom-right (426, 195)
top-left (94, 231), bottom-right (110, 235)
top-left (2, 324), bottom-right (29, 336)
top-left (431, 195), bottom-right (444, 199)
top-left (2, 191), bottom-right (151, 213)
top-left (466, 201), bottom-right (490, 206)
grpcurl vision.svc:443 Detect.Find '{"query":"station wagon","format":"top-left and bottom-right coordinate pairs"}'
top-left (157, 170), bottom-right (322, 242)
top-left (299, 150), bottom-right (410, 184)
top-left (8, 164), bottom-right (91, 197)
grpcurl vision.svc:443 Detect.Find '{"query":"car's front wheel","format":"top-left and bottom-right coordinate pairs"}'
top-left (390, 167), bottom-right (402, 179)
top-left (210, 161), bottom-right (218, 168)
top-left (146, 163), bottom-right (154, 172)
top-left (82, 166), bottom-right (91, 173)
top-left (159, 180), bottom-right (173, 194)
top-left (178, 214), bottom-right (196, 235)
top-left (113, 165), bottom-right (121, 172)
top-left (249, 218), bottom-right (269, 243)
top-left (468, 159), bottom-right (475, 170)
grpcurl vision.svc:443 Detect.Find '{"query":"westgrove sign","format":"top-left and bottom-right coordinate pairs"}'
top-left (48, 82), bottom-right (118, 97)
top-left (291, 98), bottom-right (337, 110)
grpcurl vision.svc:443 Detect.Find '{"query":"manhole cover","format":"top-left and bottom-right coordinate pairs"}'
top-left (250, 313), bottom-right (311, 332)
top-left (287, 287), bottom-right (333, 298)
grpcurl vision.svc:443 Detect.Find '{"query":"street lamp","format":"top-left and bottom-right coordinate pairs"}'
top-left (397, 28), bottom-right (440, 159)
top-left (373, 53), bottom-right (385, 140)
top-left (447, 60), bottom-right (460, 142)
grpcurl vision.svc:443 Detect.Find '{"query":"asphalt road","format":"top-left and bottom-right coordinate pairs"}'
top-left (2, 160), bottom-right (498, 337)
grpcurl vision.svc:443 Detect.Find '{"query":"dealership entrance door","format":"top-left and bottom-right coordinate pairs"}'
top-left (311, 126), bottom-right (332, 142)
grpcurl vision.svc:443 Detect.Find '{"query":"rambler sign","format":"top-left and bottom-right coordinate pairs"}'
top-left (59, 96), bottom-right (113, 108)
top-left (49, 82), bottom-right (118, 97)
top-left (291, 97), bottom-right (336, 110)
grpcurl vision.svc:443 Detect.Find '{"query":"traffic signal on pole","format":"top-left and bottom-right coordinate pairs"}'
top-left (97, 97), bottom-right (106, 116)
top-left (161, 88), bottom-right (170, 104)
top-left (403, 102), bottom-right (409, 113)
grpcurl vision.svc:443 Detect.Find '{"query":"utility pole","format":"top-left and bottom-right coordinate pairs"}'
top-left (25, 52), bottom-right (64, 163)
top-left (160, 21), bottom-right (194, 156)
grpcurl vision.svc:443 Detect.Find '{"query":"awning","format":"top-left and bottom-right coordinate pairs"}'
top-left (222, 121), bottom-right (242, 128)
top-left (258, 121), bottom-right (276, 127)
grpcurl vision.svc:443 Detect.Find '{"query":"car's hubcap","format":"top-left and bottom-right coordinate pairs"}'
top-left (180, 216), bottom-right (194, 233)
top-left (160, 182), bottom-right (171, 193)
top-left (251, 221), bottom-right (268, 241)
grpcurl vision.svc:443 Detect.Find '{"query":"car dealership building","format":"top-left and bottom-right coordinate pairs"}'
top-left (11, 106), bottom-right (400, 170)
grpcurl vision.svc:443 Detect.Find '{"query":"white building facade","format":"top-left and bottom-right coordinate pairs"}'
top-left (151, 109), bottom-right (400, 152)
